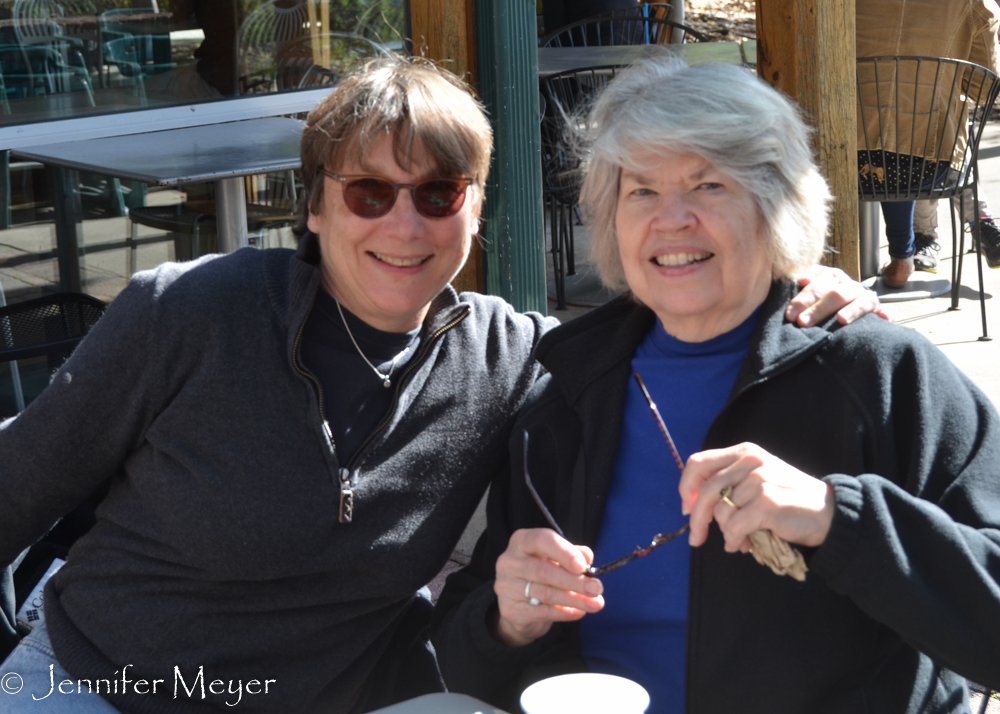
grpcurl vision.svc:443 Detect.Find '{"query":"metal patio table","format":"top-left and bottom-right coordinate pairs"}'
top-left (12, 116), bottom-right (304, 291)
top-left (537, 41), bottom-right (747, 76)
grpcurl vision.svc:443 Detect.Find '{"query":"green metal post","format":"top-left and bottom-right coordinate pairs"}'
top-left (477, 0), bottom-right (548, 314)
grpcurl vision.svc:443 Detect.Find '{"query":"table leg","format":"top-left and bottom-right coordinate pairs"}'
top-left (49, 166), bottom-right (83, 293)
top-left (215, 176), bottom-right (248, 253)
top-left (858, 201), bottom-right (880, 280)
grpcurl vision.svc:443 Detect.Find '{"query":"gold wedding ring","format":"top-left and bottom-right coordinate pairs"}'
top-left (720, 486), bottom-right (739, 509)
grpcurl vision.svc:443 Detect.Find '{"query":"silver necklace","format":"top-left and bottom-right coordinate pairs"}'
top-left (334, 298), bottom-right (404, 388)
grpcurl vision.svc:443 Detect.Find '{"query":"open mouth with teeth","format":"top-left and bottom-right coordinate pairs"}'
top-left (653, 251), bottom-right (714, 268)
top-left (371, 251), bottom-right (431, 268)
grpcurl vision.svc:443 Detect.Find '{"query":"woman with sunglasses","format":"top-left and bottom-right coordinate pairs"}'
top-left (0, 58), bottom-right (879, 714)
top-left (432, 58), bottom-right (1000, 714)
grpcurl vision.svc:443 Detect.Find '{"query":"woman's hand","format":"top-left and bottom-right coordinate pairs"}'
top-left (786, 265), bottom-right (890, 327)
top-left (492, 528), bottom-right (604, 648)
top-left (678, 443), bottom-right (835, 553)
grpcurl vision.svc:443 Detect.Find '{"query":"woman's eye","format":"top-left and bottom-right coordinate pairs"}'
top-left (632, 187), bottom-right (655, 197)
top-left (698, 182), bottom-right (723, 190)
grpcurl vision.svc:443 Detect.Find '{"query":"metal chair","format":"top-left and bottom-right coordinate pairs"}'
top-left (237, 0), bottom-right (313, 95)
top-left (539, 65), bottom-right (623, 309)
top-left (597, 3), bottom-right (682, 39)
top-left (273, 31), bottom-right (391, 90)
top-left (0, 289), bottom-right (105, 413)
top-left (0, 43), bottom-right (93, 102)
top-left (856, 56), bottom-right (1000, 340)
top-left (102, 34), bottom-right (175, 104)
top-left (12, 0), bottom-right (96, 48)
top-left (539, 15), bottom-right (705, 48)
top-left (99, 8), bottom-right (173, 90)
top-left (126, 173), bottom-right (300, 273)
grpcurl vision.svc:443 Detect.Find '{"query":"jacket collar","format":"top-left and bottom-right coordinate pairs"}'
top-left (536, 279), bottom-right (842, 405)
top-left (535, 279), bottom-right (842, 545)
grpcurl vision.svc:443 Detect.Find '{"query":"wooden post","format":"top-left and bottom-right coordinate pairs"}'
top-left (410, 0), bottom-right (484, 294)
top-left (756, 0), bottom-right (859, 279)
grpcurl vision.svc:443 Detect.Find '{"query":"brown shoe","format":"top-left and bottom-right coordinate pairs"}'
top-left (881, 257), bottom-right (914, 289)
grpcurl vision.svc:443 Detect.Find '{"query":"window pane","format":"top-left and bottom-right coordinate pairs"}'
top-left (0, 0), bottom-right (406, 127)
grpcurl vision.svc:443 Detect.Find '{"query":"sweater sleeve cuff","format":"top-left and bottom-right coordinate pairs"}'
top-left (461, 583), bottom-right (559, 667)
top-left (808, 475), bottom-right (865, 581)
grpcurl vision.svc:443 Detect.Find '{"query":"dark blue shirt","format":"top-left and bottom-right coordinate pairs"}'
top-left (299, 289), bottom-right (420, 465)
top-left (578, 307), bottom-right (761, 714)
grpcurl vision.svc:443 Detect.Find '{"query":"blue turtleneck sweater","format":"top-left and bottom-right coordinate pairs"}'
top-left (578, 306), bottom-right (762, 714)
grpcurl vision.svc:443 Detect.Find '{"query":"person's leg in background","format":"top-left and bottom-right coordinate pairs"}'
top-left (912, 199), bottom-right (940, 273)
top-left (952, 189), bottom-right (1000, 269)
top-left (881, 201), bottom-right (916, 288)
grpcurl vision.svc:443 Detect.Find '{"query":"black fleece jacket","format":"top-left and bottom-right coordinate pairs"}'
top-left (432, 281), bottom-right (1000, 714)
top-left (0, 235), bottom-right (554, 714)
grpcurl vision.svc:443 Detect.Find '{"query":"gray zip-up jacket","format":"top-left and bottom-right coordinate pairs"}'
top-left (0, 235), bottom-right (554, 713)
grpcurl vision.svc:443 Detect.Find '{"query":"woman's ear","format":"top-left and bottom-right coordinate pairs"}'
top-left (306, 205), bottom-right (322, 235)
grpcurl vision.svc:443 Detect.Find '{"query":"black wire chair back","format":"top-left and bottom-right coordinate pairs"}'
top-left (539, 15), bottom-right (705, 48)
top-left (856, 55), bottom-right (1000, 340)
top-left (857, 56), bottom-right (1000, 202)
top-left (539, 65), bottom-right (623, 309)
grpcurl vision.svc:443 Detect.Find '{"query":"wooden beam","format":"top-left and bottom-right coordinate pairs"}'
top-left (409, 0), bottom-right (482, 293)
top-left (756, 0), bottom-right (859, 279)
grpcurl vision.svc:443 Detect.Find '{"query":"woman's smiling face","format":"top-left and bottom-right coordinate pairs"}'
top-left (615, 147), bottom-right (774, 342)
top-left (308, 135), bottom-right (478, 333)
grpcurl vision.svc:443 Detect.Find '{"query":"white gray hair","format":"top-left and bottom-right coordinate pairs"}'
top-left (580, 57), bottom-right (832, 291)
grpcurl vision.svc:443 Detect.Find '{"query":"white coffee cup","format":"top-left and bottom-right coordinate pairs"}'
top-left (520, 673), bottom-right (650, 714)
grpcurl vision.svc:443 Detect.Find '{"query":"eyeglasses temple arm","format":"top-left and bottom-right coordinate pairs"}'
top-left (633, 373), bottom-right (685, 473)
top-left (522, 431), bottom-right (566, 538)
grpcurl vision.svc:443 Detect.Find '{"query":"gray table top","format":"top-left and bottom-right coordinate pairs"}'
top-left (367, 693), bottom-right (510, 714)
top-left (537, 42), bottom-right (746, 76)
top-left (12, 117), bottom-right (304, 186)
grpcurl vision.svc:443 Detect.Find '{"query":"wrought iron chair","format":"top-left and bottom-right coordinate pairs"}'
top-left (540, 15), bottom-right (705, 48)
top-left (237, 0), bottom-right (313, 95)
top-left (0, 289), bottom-right (105, 413)
top-left (856, 56), bottom-right (1000, 340)
top-left (539, 65), bottom-right (623, 309)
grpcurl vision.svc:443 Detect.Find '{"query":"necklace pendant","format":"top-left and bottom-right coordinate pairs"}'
top-left (383, 377), bottom-right (392, 388)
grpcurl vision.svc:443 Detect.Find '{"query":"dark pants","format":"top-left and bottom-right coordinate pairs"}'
top-left (882, 201), bottom-right (916, 259)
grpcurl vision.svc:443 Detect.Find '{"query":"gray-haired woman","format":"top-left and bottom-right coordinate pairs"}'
top-left (432, 58), bottom-right (1000, 714)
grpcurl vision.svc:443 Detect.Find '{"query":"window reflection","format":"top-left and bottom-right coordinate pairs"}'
top-left (0, 0), bottom-right (405, 125)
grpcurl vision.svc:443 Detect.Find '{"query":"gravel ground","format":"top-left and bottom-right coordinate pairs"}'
top-left (685, 0), bottom-right (756, 41)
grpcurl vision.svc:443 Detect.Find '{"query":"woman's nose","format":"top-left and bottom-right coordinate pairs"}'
top-left (651, 193), bottom-right (696, 231)
top-left (384, 186), bottom-right (426, 232)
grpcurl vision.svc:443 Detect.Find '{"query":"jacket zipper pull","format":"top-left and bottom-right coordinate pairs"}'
top-left (321, 422), bottom-right (352, 523)
top-left (338, 467), bottom-right (354, 523)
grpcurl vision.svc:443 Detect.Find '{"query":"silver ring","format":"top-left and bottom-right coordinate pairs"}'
top-left (525, 581), bottom-right (541, 607)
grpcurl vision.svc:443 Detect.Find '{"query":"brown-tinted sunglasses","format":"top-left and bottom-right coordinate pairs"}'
top-left (320, 169), bottom-right (473, 219)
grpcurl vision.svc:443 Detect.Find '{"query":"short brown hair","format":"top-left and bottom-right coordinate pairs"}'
top-left (298, 56), bottom-right (492, 233)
